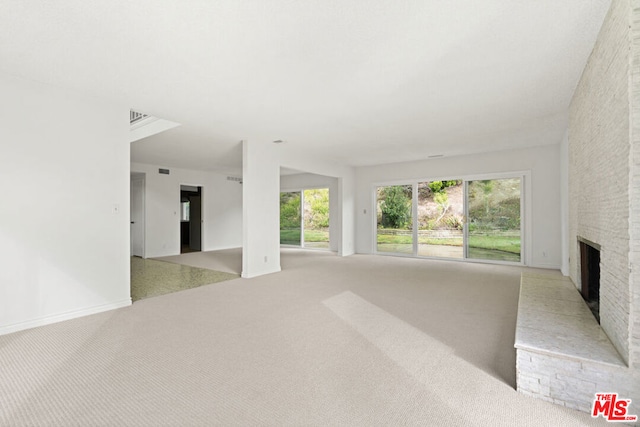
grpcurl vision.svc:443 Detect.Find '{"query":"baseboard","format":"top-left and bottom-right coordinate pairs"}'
top-left (528, 262), bottom-right (562, 270)
top-left (241, 266), bottom-right (282, 279)
top-left (338, 249), bottom-right (355, 257)
top-left (204, 245), bottom-right (242, 251)
top-left (0, 298), bottom-right (132, 336)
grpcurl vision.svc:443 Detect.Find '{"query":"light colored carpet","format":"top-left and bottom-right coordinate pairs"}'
top-left (131, 256), bottom-right (239, 302)
top-left (0, 249), bottom-right (607, 426)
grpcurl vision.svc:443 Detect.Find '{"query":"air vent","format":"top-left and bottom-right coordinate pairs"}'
top-left (130, 110), bottom-right (148, 125)
top-left (159, 168), bottom-right (170, 175)
top-left (227, 176), bottom-right (242, 184)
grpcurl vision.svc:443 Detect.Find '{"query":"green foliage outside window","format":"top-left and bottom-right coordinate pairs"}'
top-left (280, 192), bottom-right (301, 229)
top-left (304, 189), bottom-right (329, 229)
top-left (428, 180), bottom-right (460, 194)
top-left (380, 186), bottom-right (411, 229)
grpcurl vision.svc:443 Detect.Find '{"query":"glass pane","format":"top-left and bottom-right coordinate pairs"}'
top-left (181, 201), bottom-right (190, 222)
top-left (303, 188), bottom-right (330, 249)
top-left (417, 180), bottom-right (463, 258)
top-left (280, 191), bottom-right (301, 246)
top-left (376, 185), bottom-right (413, 254)
top-left (467, 178), bottom-right (521, 262)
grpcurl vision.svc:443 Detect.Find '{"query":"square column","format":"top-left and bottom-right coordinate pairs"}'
top-left (241, 140), bottom-right (281, 278)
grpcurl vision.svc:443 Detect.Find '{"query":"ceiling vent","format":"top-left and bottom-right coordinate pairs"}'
top-left (130, 110), bottom-right (149, 125)
top-left (129, 109), bottom-right (181, 143)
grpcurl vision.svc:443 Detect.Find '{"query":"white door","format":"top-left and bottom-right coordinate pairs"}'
top-left (130, 176), bottom-right (145, 257)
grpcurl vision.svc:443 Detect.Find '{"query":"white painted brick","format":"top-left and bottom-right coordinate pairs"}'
top-left (569, 0), bottom-right (635, 365)
top-left (517, 0), bottom-right (640, 415)
top-left (552, 398), bottom-right (567, 407)
top-left (632, 0), bottom-right (640, 379)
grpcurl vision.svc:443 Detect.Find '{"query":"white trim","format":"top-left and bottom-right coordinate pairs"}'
top-left (412, 182), bottom-right (418, 256)
top-left (464, 180), bottom-right (469, 259)
top-left (300, 190), bottom-right (306, 247)
top-left (241, 266), bottom-right (282, 279)
top-left (529, 262), bottom-right (562, 270)
top-left (0, 299), bottom-right (132, 336)
top-left (524, 171), bottom-right (533, 266)
top-left (370, 170), bottom-right (529, 189)
top-left (280, 184), bottom-right (328, 192)
top-left (371, 185), bottom-right (378, 254)
top-left (129, 117), bottom-right (180, 143)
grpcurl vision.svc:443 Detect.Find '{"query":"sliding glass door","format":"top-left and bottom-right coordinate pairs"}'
top-left (280, 191), bottom-right (301, 246)
top-left (374, 175), bottom-right (524, 264)
top-left (303, 188), bottom-right (330, 249)
top-left (417, 180), bottom-right (463, 259)
top-left (376, 185), bottom-right (413, 254)
top-left (280, 188), bottom-right (330, 249)
top-left (466, 178), bottom-right (521, 262)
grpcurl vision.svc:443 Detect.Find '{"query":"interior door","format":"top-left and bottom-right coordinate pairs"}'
top-left (189, 195), bottom-right (202, 251)
top-left (130, 176), bottom-right (145, 257)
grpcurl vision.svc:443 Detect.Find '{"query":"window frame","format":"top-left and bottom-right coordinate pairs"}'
top-left (371, 171), bottom-right (530, 266)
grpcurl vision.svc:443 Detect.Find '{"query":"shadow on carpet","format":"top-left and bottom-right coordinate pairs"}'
top-left (131, 257), bottom-right (240, 302)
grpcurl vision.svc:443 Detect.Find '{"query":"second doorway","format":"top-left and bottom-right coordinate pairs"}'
top-left (180, 185), bottom-right (202, 253)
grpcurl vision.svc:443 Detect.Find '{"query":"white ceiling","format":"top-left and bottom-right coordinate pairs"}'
top-left (1, 1), bottom-right (611, 174)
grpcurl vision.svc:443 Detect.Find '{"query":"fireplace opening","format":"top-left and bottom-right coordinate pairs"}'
top-left (579, 238), bottom-right (600, 323)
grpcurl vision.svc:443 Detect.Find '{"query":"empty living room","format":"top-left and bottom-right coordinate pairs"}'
top-left (1, 1), bottom-right (639, 425)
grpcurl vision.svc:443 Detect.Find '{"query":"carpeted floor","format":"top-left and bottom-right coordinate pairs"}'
top-left (0, 249), bottom-right (607, 426)
top-left (130, 256), bottom-right (239, 301)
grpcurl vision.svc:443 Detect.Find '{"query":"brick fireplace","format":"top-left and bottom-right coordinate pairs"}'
top-left (568, 0), bottom-right (635, 368)
top-left (514, 0), bottom-right (639, 416)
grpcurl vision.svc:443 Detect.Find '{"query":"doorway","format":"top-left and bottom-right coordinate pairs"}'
top-left (130, 173), bottom-right (145, 257)
top-left (180, 185), bottom-right (202, 253)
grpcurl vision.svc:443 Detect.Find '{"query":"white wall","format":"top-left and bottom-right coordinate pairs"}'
top-left (130, 162), bottom-right (243, 258)
top-left (280, 173), bottom-right (338, 191)
top-left (242, 140), bottom-right (282, 278)
top-left (338, 172), bottom-right (356, 256)
top-left (631, 0), bottom-right (640, 372)
top-left (280, 173), bottom-right (339, 252)
top-left (559, 132), bottom-right (570, 276)
top-left (355, 144), bottom-right (562, 269)
top-left (0, 72), bottom-right (131, 334)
